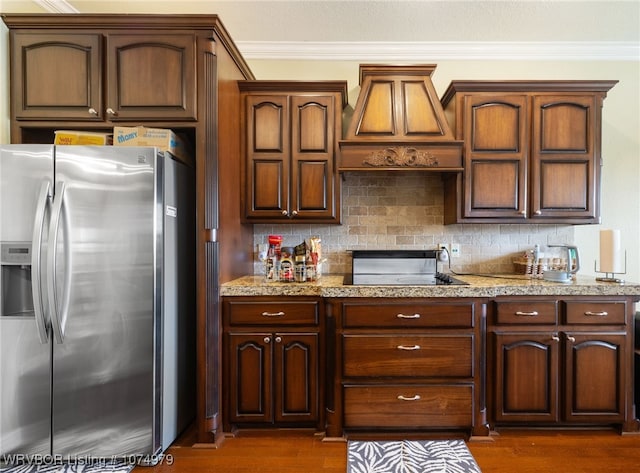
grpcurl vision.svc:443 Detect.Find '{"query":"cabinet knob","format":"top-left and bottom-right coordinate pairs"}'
top-left (264, 336), bottom-right (271, 344)
top-left (281, 210), bottom-right (288, 216)
top-left (291, 210), bottom-right (298, 217)
top-left (520, 210), bottom-right (526, 215)
top-left (106, 107), bottom-right (117, 116)
top-left (534, 210), bottom-right (542, 215)
top-left (275, 336), bottom-right (282, 343)
top-left (551, 335), bottom-right (560, 342)
top-left (566, 335), bottom-right (576, 343)
top-left (397, 394), bottom-right (421, 401)
top-left (88, 107), bottom-right (98, 116)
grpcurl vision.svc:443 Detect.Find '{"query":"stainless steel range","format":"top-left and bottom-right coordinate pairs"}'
top-left (349, 250), bottom-right (468, 285)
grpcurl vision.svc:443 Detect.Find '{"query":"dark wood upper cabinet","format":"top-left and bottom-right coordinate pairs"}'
top-left (105, 34), bottom-right (196, 121)
top-left (463, 94), bottom-right (529, 219)
top-left (11, 33), bottom-right (103, 120)
top-left (239, 81), bottom-right (348, 223)
top-left (530, 95), bottom-right (597, 220)
top-left (11, 31), bottom-right (196, 121)
top-left (441, 81), bottom-right (617, 224)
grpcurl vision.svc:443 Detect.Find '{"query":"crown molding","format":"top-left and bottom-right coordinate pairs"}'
top-left (236, 41), bottom-right (640, 62)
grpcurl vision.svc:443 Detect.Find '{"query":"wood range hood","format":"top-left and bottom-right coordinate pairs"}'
top-left (338, 64), bottom-right (463, 172)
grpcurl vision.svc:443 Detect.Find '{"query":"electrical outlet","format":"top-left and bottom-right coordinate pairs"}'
top-left (450, 243), bottom-right (461, 258)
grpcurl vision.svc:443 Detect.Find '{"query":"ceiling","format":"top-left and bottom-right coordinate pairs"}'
top-left (4, 0), bottom-right (640, 60)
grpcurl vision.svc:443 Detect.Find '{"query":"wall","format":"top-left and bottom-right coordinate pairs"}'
top-left (247, 59), bottom-right (640, 282)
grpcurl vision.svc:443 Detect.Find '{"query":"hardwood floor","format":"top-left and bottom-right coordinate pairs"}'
top-left (138, 427), bottom-right (640, 472)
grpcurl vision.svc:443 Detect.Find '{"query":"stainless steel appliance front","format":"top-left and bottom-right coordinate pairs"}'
top-left (350, 250), bottom-right (468, 285)
top-left (351, 250), bottom-right (437, 285)
top-left (0, 145), bottom-right (195, 463)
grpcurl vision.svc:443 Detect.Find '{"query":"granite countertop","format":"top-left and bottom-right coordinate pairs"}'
top-left (221, 274), bottom-right (640, 298)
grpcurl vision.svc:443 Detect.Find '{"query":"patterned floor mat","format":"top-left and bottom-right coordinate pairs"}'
top-left (347, 439), bottom-right (482, 473)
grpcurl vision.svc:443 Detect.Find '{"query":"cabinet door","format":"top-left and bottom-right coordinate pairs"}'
top-left (245, 95), bottom-right (290, 219)
top-left (227, 333), bottom-right (273, 424)
top-left (11, 33), bottom-right (103, 120)
top-left (493, 332), bottom-right (559, 423)
top-left (290, 95), bottom-right (337, 220)
top-left (462, 95), bottom-right (529, 219)
top-left (530, 95), bottom-right (598, 220)
top-left (564, 332), bottom-right (626, 422)
top-left (105, 34), bottom-right (197, 121)
top-left (273, 333), bottom-right (319, 423)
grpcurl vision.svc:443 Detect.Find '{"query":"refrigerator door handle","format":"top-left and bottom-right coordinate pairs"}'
top-left (31, 180), bottom-right (52, 344)
top-left (47, 181), bottom-right (71, 344)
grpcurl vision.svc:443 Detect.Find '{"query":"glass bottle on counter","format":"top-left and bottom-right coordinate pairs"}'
top-left (265, 235), bottom-right (282, 282)
top-left (279, 246), bottom-right (295, 282)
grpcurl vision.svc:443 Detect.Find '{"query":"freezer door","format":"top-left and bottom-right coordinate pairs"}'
top-left (49, 146), bottom-right (157, 458)
top-left (0, 145), bottom-right (53, 457)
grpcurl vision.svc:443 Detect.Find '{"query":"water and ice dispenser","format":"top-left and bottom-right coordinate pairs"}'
top-left (0, 242), bottom-right (34, 317)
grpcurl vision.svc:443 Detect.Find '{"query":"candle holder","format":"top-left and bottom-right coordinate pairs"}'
top-left (594, 250), bottom-right (626, 283)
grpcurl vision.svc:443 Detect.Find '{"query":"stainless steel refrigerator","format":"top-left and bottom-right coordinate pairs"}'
top-left (0, 144), bottom-right (195, 463)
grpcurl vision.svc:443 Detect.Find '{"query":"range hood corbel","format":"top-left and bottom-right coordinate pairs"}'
top-left (338, 64), bottom-right (463, 172)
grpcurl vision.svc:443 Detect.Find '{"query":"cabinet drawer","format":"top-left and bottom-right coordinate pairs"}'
top-left (342, 302), bottom-right (474, 328)
top-left (495, 300), bottom-right (558, 324)
top-left (227, 301), bottom-right (319, 326)
top-left (342, 335), bottom-right (473, 378)
top-left (564, 301), bottom-right (626, 325)
top-left (343, 384), bottom-right (473, 428)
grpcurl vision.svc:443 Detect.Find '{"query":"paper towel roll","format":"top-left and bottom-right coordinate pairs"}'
top-left (600, 229), bottom-right (623, 273)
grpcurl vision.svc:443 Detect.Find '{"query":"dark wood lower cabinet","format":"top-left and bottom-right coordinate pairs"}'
top-left (222, 294), bottom-right (638, 436)
top-left (326, 298), bottom-right (490, 439)
top-left (565, 331), bottom-right (626, 422)
top-left (490, 297), bottom-right (637, 432)
top-left (222, 297), bottom-right (323, 431)
top-left (227, 332), bottom-right (319, 425)
top-left (343, 384), bottom-right (474, 429)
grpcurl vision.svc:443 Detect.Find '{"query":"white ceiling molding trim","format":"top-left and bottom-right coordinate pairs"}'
top-left (236, 41), bottom-right (639, 62)
top-left (34, 0), bottom-right (79, 13)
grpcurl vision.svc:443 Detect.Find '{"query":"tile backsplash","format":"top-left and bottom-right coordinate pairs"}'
top-left (253, 172), bottom-right (575, 276)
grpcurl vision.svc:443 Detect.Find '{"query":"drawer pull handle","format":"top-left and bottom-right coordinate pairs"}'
top-left (515, 311), bottom-right (539, 317)
top-left (261, 311), bottom-right (285, 317)
top-left (584, 311), bottom-right (608, 317)
top-left (551, 335), bottom-right (560, 342)
top-left (397, 313), bottom-right (421, 319)
top-left (567, 335), bottom-right (576, 343)
top-left (397, 395), bottom-right (421, 401)
top-left (397, 344), bottom-right (421, 351)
